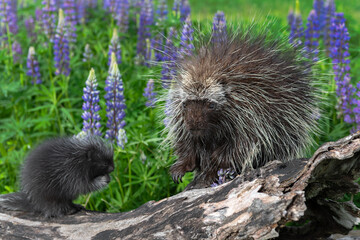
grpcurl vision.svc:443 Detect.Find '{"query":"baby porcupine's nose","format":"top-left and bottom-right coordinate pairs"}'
top-left (108, 165), bottom-right (114, 173)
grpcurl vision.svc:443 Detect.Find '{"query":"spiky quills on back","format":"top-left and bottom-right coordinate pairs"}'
top-left (166, 25), bottom-right (319, 171)
top-left (21, 136), bottom-right (113, 200)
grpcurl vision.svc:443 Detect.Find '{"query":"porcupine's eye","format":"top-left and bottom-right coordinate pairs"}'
top-left (208, 102), bottom-right (216, 110)
top-left (182, 102), bottom-right (187, 109)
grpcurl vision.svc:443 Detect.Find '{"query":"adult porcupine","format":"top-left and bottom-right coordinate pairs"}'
top-left (165, 26), bottom-right (318, 186)
top-left (0, 135), bottom-right (114, 218)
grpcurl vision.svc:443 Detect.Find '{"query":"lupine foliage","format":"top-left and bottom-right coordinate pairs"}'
top-left (0, 0), bottom-right (359, 216)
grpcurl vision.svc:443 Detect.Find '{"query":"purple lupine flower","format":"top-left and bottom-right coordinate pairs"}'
top-left (0, 0), bottom-right (18, 34)
top-left (143, 79), bottom-right (156, 108)
top-left (137, 0), bottom-right (154, 65)
top-left (323, 0), bottom-right (336, 55)
top-left (313, 0), bottom-right (325, 32)
top-left (12, 40), bottom-right (22, 63)
top-left (25, 16), bottom-right (36, 43)
top-left (161, 27), bottom-right (177, 88)
top-left (157, 0), bottom-right (168, 21)
top-left (172, 0), bottom-right (180, 16)
top-left (105, 53), bottom-right (127, 148)
top-left (88, 0), bottom-right (97, 8)
top-left (287, 9), bottom-right (294, 27)
top-left (55, 0), bottom-right (63, 9)
top-left (179, 15), bottom-right (194, 58)
top-left (0, 0), bottom-right (17, 35)
top-left (108, 28), bottom-right (121, 66)
top-left (53, 9), bottom-right (70, 76)
top-left (151, 0), bottom-right (168, 62)
top-left (41, 0), bottom-right (57, 42)
top-left (76, 0), bottom-right (86, 24)
top-left (116, 0), bottom-right (129, 33)
top-left (35, 8), bottom-right (43, 28)
top-left (26, 46), bottom-right (42, 84)
top-left (288, 1), bottom-right (304, 47)
top-left (103, 0), bottom-right (118, 17)
top-left (8, 0), bottom-right (18, 34)
top-left (329, 13), bottom-right (353, 123)
top-left (103, 0), bottom-right (110, 11)
top-left (212, 11), bottom-right (227, 44)
top-left (83, 44), bottom-right (93, 62)
top-left (180, 0), bottom-right (190, 22)
top-left (211, 168), bottom-right (237, 187)
top-left (62, 0), bottom-right (77, 43)
top-left (152, 34), bottom-right (163, 62)
top-left (62, 0), bottom-right (77, 26)
top-left (82, 68), bottom-right (102, 136)
top-left (304, 10), bottom-right (320, 62)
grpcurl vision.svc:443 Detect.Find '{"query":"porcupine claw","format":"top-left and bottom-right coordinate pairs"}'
top-left (172, 173), bottom-right (184, 184)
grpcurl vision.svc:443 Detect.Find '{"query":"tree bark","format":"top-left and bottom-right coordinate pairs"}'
top-left (1, 133), bottom-right (360, 239)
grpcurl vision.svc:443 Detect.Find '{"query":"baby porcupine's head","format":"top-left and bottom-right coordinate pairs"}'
top-left (166, 25), bottom-right (318, 169)
top-left (72, 135), bottom-right (114, 194)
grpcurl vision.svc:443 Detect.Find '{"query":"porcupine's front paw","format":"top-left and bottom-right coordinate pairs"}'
top-left (170, 165), bottom-right (186, 184)
top-left (170, 162), bottom-right (195, 184)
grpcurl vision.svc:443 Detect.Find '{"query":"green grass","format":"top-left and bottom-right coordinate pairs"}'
top-left (0, 0), bottom-right (359, 217)
top-left (189, 0), bottom-right (360, 23)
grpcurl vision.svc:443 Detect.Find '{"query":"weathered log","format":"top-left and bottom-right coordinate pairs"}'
top-left (1, 133), bottom-right (360, 239)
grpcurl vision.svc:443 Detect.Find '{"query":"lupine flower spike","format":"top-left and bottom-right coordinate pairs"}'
top-left (151, 0), bottom-right (168, 62)
top-left (12, 40), bottom-right (22, 63)
top-left (103, 0), bottom-right (118, 17)
top-left (329, 13), bottom-right (353, 124)
top-left (0, 0), bottom-right (18, 34)
top-left (35, 8), bottom-right (43, 31)
top-left (82, 68), bottom-right (102, 136)
top-left (53, 9), bottom-right (70, 76)
top-left (9, 1), bottom-right (18, 34)
top-left (180, 0), bottom-right (191, 22)
top-left (157, 0), bottom-right (168, 21)
top-left (323, 0), bottom-right (335, 55)
top-left (62, 0), bottom-right (77, 43)
top-left (212, 11), bottom-right (227, 44)
top-left (25, 16), bottom-right (36, 43)
top-left (179, 15), bottom-right (194, 58)
top-left (41, 0), bottom-right (57, 42)
top-left (83, 44), bottom-right (93, 63)
top-left (116, 0), bottom-right (129, 33)
top-left (304, 10), bottom-right (320, 62)
top-left (288, 0), bottom-right (304, 47)
top-left (137, 0), bottom-right (153, 65)
top-left (143, 79), bottom-right (157, 108)
top-left (77, 0), bottom-right (86, 24)
top-left (172, 0), bottom-right (180, 17)
top-left (26, 46), bottom-right (42, 84)
top-left (108, 28), bottom-right (122, 66)
top-left (105, 53), bottom-right (127, 148)
top-left (313, 0), bottom-right (325, 32)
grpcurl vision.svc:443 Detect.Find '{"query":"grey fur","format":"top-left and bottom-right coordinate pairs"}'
top-left (0, 135), bottom-right (114, 218)
top-left (165, 26), bottom-right (319, 185)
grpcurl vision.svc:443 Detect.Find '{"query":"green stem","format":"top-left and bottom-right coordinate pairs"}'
top-left (48, 42), bottom-right (54, 84)
top-left (6, 24), bottom-right (13, 78)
